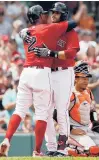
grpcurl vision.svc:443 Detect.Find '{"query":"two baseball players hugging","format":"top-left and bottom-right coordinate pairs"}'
top-left (0, 2), bottom-right (80, 157)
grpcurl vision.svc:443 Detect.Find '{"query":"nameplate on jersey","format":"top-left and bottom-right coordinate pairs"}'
top-left (57, 39), bottom-right (66, 48)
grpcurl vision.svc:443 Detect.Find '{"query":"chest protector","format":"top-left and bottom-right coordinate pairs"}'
top-left (69, 88), bottom-right (93, 125)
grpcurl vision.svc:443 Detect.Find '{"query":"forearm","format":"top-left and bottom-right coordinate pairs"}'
top-left (34, 46), bottom-right (78, 60)
top-left (72, 7), bottom-right (84, 23)
top-left (0, 94), bottom-right (3, 100)
top-left (4, 102), bottom-right (16, 110)
top-left (58, 48), bottom-right (77, 60)
top-left (88, 82), bottom-right (99, 90)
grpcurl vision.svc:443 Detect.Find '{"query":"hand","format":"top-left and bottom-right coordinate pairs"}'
top-left (33, 45), bottom-right (58, 58)
top-left (33, 47), bottom-right (51, 57)
top-left (19, 28), bottom-right (28, 39)
top-left (19, 28), bottom-right (31, 43)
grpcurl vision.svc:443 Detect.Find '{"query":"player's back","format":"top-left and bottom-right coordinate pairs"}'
top-left (23, 24), bottom-right (53, 67)
top-left (23, 22), bottom-right (68, 67)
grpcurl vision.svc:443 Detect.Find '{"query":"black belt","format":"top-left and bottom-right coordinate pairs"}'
top-left (51, 67), bottom-right (68, 72)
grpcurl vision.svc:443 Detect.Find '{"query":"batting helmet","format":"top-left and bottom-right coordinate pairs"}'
top-left (50, 2), bottom-right (68, 21)
top-left (27, 5), bottom-right (48, 24)
top-left (74, 61), bottom-right (92, 77)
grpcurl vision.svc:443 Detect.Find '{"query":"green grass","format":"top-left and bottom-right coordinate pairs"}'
top-left (0, 157), bottom-right (99, 160)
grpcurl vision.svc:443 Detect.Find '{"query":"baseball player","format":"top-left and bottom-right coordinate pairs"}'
top-left (0, 5), bottom-right (77, 157)
top-left (34, 2), bottom-right (79, 156)
top-left (53, 61), bottom-right (99, 157)
top-left (69, 61), bottom-right (99, 156)
top-left (68, 61), bottom-right (99, 157)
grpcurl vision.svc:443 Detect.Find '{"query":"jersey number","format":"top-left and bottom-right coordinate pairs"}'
top-left (25, 35), bottom-right (36, 53)
top-left (28, 36), bottom-right (36, 52)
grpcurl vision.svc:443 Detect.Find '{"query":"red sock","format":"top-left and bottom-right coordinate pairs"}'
top-left (5, 114), bottom-right (21, 142)
top-left (35, 120), bottom-right (47, 153)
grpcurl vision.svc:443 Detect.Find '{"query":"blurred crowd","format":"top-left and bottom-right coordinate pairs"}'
top-left (0, 1), bottom-right (99, 133)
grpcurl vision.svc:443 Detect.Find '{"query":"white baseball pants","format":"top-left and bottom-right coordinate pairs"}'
top-left (45, 67), bottom-right (75, 151)
top-left (13, 67), bottom-right (52, 122)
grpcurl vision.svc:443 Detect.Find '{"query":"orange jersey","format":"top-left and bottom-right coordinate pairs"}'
top-left (79, 16), bottom-right (96, 31)
top-left (52, 29), bottom-right (79, 68)
top-left (69, 88), bottom-right (94, 126)
top-left (23, 22), bottom-right (68, 67)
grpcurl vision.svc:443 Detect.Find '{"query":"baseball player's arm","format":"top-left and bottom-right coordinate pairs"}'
top-left (34, 47), bottom-right (78, 60)
top-left (67, 20), bottom-right (77, 32)
top-left (19, 28), bottom-right (32, 43)
top-left (57, 48), bottom-right (78, 60)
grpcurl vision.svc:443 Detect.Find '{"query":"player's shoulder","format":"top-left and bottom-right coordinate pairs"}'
top-left (35, 24), bottom-right (48, 31)
top-left (67, 28), bottom-right (77, 34)
top-left (28, 25), bottom-right (36, 31)
top-left (48, 21), bottom-right (66, 27)
top-left (66, 29), bottom-right (78, 37)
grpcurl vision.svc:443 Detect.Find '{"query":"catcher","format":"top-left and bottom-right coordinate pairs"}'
top-left (68, 61), bottom-right (99, 156)
top-left (53, 61), bottom-right (99, 157)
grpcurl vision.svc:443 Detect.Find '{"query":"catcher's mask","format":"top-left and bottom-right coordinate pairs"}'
top-left (74, 61), bottom-right (92, 78)
top-left (50, 2), bottom-right (69, 21)
top-left (27, 5), bottom-right (48, 24)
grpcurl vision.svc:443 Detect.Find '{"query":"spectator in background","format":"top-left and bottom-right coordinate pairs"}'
top-left (15, 59), bottom-right (24, 77)
top-left (76, 30), bottom-right (97, 61)
top-left (80, 30), bottom-right (94, 42)
top-left (0, 48), bottom-right (10, 72)
top-left (88, 65), bottom-right (99, 104)
top-left (73, 2), bottom-right (96, 31)
top-left (86, 42), bottom-right (97, 67)
top-left (6, 38), bottom-right (21, 61)
top-left (0, 66), bottom-right (6, 111)
top-left (12, 20), bottom-right (25, 59)
top-left (0, 2), bottom-right (12, 37)
top-left (9, 58), bottom-right (24, 81)
top-left (79, 4), bottom-right (96, 31)
top-left (4, 72), bottom-right (13, 90)
top-left (2, 77), bottom-right (19, 126)
top-left (6, 1), bottom-right (28, 27)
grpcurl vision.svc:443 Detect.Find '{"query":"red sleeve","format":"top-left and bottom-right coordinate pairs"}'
top-left (64, 48), bottom-right (78, 59)
top-left (65, 30), bottom-right (80, 50)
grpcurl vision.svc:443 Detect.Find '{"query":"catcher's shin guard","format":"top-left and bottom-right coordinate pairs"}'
top-left (88, 146), bottom-right (99, 156)
top-left (68, 145), bottom-right (87, 157)
top-left (68, 149), bottom-right (87, 157)
top-left (68, 146), bottom-right (99, 157)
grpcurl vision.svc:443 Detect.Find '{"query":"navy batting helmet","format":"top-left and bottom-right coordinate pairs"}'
top-left (27, 5), bottom-right (48, 24)
top-left (74, 61), bottom-right (92, 78)
top-left (50, 2), bottom-right (68, 21)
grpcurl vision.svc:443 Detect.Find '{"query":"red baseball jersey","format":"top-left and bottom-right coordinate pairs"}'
top-left (23, 22), bottom-right (68, 67)
top-left (52, 29), bottom-right (79, 68)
